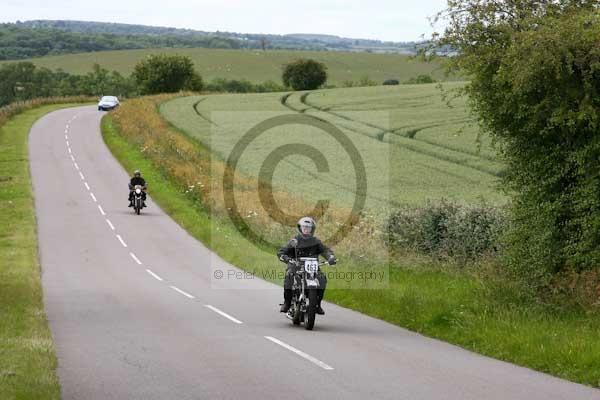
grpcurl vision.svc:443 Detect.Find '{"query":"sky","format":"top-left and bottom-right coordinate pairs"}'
top-left (0, 0), bottom-right (447, 42)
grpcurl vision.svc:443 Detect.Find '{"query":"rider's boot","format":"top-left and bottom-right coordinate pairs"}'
top-left (316, 289), bottom-right (325, 315)
top-left (280, 289), bottom-right (292, 312)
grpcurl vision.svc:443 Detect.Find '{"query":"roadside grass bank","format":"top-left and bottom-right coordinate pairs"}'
top-left (102, 96), bottom-right (600, 388)
top-left (0, 103), bottom-right (88, 400)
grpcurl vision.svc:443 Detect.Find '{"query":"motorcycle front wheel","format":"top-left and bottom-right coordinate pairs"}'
top-left (304, 289), bottom-right (317, 330)
top-left (292, 304), bottom-right (301, 325)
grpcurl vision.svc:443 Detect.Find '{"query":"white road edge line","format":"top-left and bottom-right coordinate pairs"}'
top-left (116, 234), bottom-right (127, 247)
top-left (264, 336), bottom-right (334, 370)
top-left (146, 269), bottom-right (163, 281)
top-left (79, 172), bottom-right (85, 180)
top-left (170, 286), bottom-right (195, 299)
top-left (84, 182), bottom-right (90, 190)
top-left (70, 155), bottom-right (75, 161)
top-left (130, 252), bottom-right (142, 265)
top-left (106, 219), bottom-right (115, 230)
top-left (90, 192), bottom-right (97, 202)
top-left (98, 205), bottom-right (106, 215)
top-left (204, 305), bottom-right (243, 324)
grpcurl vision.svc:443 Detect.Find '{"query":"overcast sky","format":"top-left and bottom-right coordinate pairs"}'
top-left (1, 0), bottom-right (447, 42)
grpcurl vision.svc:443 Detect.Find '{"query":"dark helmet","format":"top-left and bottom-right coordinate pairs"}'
top-left (297, 216), bottom-right (316, 237)
top-left (134, 170), bottom-right (141, 177)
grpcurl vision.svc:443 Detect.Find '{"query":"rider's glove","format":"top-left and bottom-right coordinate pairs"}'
top-left (280, 255), bottom-right (290, 263)
top-left (328, 255), bottom-right (337, 265)
top-left (289, 259), bottom-right (300, 267)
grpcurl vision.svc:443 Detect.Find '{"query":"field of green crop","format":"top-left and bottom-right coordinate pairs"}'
top-left (160, 83), bottom-right (505, 219)
top-left (4, 47), bottom-right (451, 85)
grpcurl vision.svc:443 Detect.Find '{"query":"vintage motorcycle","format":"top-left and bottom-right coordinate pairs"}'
top-left (130, 184), bottom-right (146, 215)
top-left (284, 257), bottom-right (331, 330)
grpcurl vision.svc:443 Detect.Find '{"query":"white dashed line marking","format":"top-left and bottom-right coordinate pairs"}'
top-left (98, 205), bottom-right (106, 215)
top-left (106, 219), bottom-right (115, 230)
top-left (264, 336), bottom-right (334, 370)
top-left (74, 162), bottom-right (79, 170)
top-left (146, 269), bottom-right (164, 281)
top-left (65, 134), bottom-right (68, 139)
top-left (116, 234), bottom-right (127, 247)
top-left (70, 155), bottom-right (75, 161)
top-left (68, 147), bottom-right (72, 154)
top-left (66, 140), bottom-right (69, 146)
top-left (84, 182), bottom-right (90, 191)
top-left (90, 192), bottom-right (97, 202)
top-left (79, 172), bottom-right (85, 180)
top-left (129, 252), bottom-right (142, 265)
top-left (170, 286), bottom-right (195, 299)
top-left (204, 305), bottom-right (243, 324)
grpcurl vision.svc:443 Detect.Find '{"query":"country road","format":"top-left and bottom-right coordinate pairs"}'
top-left (29, 105), bottom-right (600, 400)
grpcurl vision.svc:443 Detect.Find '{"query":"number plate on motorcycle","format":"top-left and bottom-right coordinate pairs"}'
top-left (304, 260), bottom-right (319, 273)
top-left (306, 279), bottom-right (319, 287)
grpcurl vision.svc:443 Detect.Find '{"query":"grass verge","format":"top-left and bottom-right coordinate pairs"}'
top-left (0, 103), bottom-right (86, 400)
top-left (102, 110), bottom-right (600, 388)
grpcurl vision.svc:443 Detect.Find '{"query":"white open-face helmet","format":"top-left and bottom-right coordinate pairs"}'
top-left (134, 170), bottom-right (141, 177)
top-left (297, 217), bottom-right (316, 237)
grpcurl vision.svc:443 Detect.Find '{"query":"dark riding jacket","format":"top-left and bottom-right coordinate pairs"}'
top-left (130, 176), bottom-right (146, 188)
top-left (277, 234), bottom-right (334, 262)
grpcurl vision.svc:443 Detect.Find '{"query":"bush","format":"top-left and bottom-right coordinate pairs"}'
top-left (282, 59), bottom-right (327, 90)
top-left (403, 74), bottom-right (436, 84)
top-left (358, 75), bottom-right (377, 87)
top-left (383, 79), bottom-right (399, 85)
top-left (205, 78), bottom-right (285, 93)
top-left (432, 2), bottom-right (600, 286)
top-left (0, 96), bottom-right (95, 127)
top-left (386, 200), bottom-right (506, 262)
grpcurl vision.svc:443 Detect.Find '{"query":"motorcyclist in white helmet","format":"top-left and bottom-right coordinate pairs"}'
top-left (277, 217), bottom-right (337, 315)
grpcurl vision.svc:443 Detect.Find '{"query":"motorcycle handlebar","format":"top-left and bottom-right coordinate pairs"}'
top-left (290, 260), bottom-right (334, 267)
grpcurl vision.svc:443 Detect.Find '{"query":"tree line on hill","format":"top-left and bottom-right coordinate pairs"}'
top-left (0, 22), bottom-right (411, 61)
top-left (0, 24), bottom-right (243, 60)
top-left (13, 20), bottom-right (419, 55)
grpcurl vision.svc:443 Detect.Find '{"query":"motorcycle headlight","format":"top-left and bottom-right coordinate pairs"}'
top-left (135, 188), bottom-right (141, 194)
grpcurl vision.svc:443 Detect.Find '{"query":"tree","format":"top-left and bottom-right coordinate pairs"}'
top-left (430, 1), bottom-right (600, 286)
top-left (132, 54), bottom-right (202, 94)
top-left (0, 62), bottom-right (38, 106)
top-left (282, 59), bottom-right (328, 90)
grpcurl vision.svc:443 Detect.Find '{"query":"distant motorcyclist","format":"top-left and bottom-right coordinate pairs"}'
top-left (277, 217), bottom-right (336, 315)
top-left (128, 170), bottom-right (147, 207)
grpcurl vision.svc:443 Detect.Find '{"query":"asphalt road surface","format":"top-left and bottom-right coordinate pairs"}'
top-left (29, 106), bottom-right (600, 399)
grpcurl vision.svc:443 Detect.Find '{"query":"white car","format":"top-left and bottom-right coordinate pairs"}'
top-left (98, 96), bottom-right (120, 111)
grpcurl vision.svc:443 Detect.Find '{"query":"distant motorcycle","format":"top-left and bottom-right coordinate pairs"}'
top-left (130, 184), bottom-right (146, 215)
top-left (284, 257), bottom-right (331, 330)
